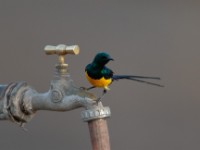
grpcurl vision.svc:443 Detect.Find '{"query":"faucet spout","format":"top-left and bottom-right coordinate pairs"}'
top-left (0, 77), bottom-right (96, 124)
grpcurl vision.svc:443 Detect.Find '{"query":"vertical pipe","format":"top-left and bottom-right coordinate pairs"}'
top-left (88, 119), bottom-right (111, 150)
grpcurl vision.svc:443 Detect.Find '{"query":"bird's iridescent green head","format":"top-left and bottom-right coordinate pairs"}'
top-left (92, 52), bottom-right (114, 66)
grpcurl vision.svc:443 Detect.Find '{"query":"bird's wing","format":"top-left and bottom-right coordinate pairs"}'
top-left (101, 67), bottom-right (114, 79)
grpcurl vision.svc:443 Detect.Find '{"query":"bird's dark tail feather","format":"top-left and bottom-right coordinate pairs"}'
top-left (112, 75), bottom-right (164, 87)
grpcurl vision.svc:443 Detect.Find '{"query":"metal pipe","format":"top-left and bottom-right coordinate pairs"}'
top-left (88, 119), bottom-right (111, 150)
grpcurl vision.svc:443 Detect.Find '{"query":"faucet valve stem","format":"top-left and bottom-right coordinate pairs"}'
top-left (44, 44), bottom-right (80, 74)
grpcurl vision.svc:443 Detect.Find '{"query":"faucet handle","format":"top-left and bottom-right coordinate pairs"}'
top-left (44, 44), bottom-right (80, 66)
top-left (44, 44), bottom-right (80, 56)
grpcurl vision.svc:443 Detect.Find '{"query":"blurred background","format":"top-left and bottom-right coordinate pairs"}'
top-left (0, 1), bottom-right (200, 150)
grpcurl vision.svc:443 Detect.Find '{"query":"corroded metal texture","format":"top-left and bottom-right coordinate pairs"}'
top-left (0, 83), bottom-right (16, 120)
top-left (0, 82), bottom-right (35, 124)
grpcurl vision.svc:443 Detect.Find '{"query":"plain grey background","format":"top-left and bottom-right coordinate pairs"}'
top-left (0, 0), bottom-right (200, 150)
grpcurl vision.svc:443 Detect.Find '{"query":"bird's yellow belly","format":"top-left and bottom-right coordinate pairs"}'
top-left (86, 72), bottom-right (112, 89)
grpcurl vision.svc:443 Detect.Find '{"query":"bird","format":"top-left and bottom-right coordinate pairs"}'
top-left (85, 52), bottom-right (163, 102)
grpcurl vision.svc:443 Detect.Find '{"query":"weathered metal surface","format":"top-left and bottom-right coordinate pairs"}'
top-left (0, 82), bottom-right (35, 123)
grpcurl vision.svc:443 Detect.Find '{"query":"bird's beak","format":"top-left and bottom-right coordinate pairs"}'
top-left (108, 58), bottom-right (114, 61)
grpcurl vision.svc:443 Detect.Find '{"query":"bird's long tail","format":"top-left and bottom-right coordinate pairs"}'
top-left (112, 75), bottom-right (164, 87)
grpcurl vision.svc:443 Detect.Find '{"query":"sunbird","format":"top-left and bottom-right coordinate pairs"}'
top-left (85, 52), bottom-right (163, 102)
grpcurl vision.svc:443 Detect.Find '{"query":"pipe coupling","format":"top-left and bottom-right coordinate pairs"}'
top-left (81, 105), bottom-right (111, 122)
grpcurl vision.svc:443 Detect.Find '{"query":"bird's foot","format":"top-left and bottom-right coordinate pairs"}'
top-left (87, 86), bottom-right (95, 91)
top-left (95, 97), bottom-right (102, 104)
top-left (80, 87), bottom-right (88, 91)
top-left (94, 89), bottom-right (107, 104)
top-left (80, 86), bottom-right (95, 91)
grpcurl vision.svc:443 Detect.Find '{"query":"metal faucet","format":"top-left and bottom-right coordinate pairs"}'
top-left (0, 44), bottom-right (111, 125)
